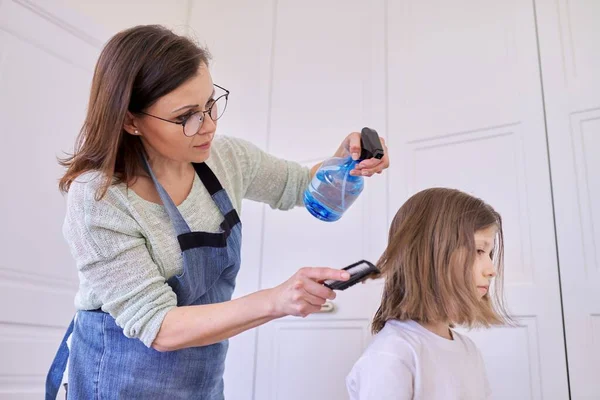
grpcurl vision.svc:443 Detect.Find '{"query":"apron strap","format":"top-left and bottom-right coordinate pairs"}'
top-left (177, 209), bottom-right (241, 250)
top-left (193, 163), bottom-right (239, 218)
top-left (45, 318), bottom-right (74, 400)
top-left (173, 163), bottom-right (241, 251)
top-left (142, 158), bottom-right (241, 249)
top-left (192, 162), bottom-right (223, 196)
top-left (141, 157), bottom-right (192, 236)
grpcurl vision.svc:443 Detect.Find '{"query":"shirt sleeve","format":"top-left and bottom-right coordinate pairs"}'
top-left (346, 352), bottom-right (414, 400)
top-left (225, 136), bottom-right (311, 209)
top-left (64, 175), bottom-right (177, 347)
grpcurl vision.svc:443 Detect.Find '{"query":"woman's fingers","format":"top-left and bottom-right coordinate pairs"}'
top-left (350, 137), bottom-right (390, 177)
top-left (302, 277), bottom-right (336, 301)
top-left (298, 267), bottom-right (349, 283)
top-left (272, 267), bottom-right (348, 318)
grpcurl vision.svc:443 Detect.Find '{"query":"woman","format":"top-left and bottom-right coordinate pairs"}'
top-left (45, 25), bottom-right (389, 399)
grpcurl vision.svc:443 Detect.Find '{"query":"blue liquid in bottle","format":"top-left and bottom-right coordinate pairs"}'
top-left (304, 157), bottom-right (364, 222)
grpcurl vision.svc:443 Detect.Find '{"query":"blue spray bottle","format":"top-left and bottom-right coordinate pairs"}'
top-left (304, 127), bottom-right (384, 222)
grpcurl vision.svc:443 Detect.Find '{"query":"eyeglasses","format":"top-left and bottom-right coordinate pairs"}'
top-left (139, 84), bottom-right (229, 137)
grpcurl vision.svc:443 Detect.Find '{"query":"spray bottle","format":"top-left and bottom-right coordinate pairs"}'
top-left (303, 127), bottom-right (384, 222)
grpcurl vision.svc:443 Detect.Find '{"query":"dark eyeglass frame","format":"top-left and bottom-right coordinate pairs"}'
top-left (138, 84), bottom-right (229, 137)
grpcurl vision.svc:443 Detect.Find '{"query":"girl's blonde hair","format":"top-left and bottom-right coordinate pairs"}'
top-left (372, 188), bottom-right (511, 334)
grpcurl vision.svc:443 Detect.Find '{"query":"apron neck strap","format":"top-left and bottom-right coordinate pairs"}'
top-left (141, 156), bottom-right (235, 236)
top-left (141, 156), bottom-right (191, 235)
top-left (193, 162), bottom-right (237, 219)
top-left (192, 162), bottom-right (224, 196)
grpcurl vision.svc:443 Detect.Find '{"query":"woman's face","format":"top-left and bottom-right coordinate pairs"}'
top-left (132, 63), bottom-right (219, 164)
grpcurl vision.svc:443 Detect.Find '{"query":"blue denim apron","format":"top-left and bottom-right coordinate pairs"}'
top-left (46, 162), bottom-right (242, 399)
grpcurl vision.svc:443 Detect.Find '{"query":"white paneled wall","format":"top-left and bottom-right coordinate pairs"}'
top-left (387, 0), bottom-right (569, 398)
top-left (189, 2), bottom-right (389, 398)
top-left (187, 2), bottom-right (279, 396)
top-left (536, 0), bottom-right (600, 398)
top-left (2, 0), bottom-right (598, 398)
top-left (61, 0), bottom-right (191, 35)
top-left (194, 0), bottom-right (595, 398)
top-left (0, 1), bottom-right (107, 398)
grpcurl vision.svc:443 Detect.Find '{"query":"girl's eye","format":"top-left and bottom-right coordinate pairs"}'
top-left (477, 249), bottom-right (486, 255)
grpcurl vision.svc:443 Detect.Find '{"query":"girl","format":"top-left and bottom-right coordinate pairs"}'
top-left (346, 188), bottom-right (511, 399)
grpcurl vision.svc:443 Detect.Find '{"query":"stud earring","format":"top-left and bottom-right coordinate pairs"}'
top-left (134, 130), bottom-right (139, 134)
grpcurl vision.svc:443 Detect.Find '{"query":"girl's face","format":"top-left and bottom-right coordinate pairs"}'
top-left (472, 225), bottom-right (498, 298)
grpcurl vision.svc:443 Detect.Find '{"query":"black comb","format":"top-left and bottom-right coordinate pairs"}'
top-left (324, 260), bottom-right (380, 291)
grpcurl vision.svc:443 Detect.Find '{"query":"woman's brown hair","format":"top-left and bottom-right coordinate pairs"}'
top-left (372, 188), bottom-right (512, 334)
top-left (58, 25), bottom-right (211, 199)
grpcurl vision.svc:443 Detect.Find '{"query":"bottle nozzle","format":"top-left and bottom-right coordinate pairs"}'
top-left (359, 127), bottom-right (384, 160)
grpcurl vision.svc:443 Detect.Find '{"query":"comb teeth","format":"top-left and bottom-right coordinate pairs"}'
top-left (324, 260), bottom-right (380, 290)
top-left (324, 262), bottom-right (370, 285)
top-left (346, 262), bottom-right (371, 274)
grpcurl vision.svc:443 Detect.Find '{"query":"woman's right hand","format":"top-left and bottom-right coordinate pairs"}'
top-left (268, 267), bottom-right (350, 318)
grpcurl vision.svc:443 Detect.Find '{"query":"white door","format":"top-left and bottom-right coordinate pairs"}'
top-left (187, 2), bottom-right (288, 396)
top-left (535, 0), bottom-right (600, 398)
top-left (386, 0), bottom-right (569, 399)
top-left (4, 1), bottom-right (577, 399)
top-left (0, 1), bottom-right (104, 398)
top-left (250, 1), bottom-right (389, 399)
top-left (194, 0), bottom-right (573, 399)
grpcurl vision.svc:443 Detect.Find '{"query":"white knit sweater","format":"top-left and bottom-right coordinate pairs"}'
top-left (63, 135), bottom-right (310, 347)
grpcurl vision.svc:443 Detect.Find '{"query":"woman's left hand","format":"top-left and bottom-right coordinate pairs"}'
top-left (335, 131), bottom-right (390, 177)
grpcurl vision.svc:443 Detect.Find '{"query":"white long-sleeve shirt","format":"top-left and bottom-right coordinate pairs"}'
top-left (346, 320), bottom-right (492, 400)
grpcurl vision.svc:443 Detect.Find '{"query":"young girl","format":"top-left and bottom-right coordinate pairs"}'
top-left (346, 188), bottom-right (511, 399)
